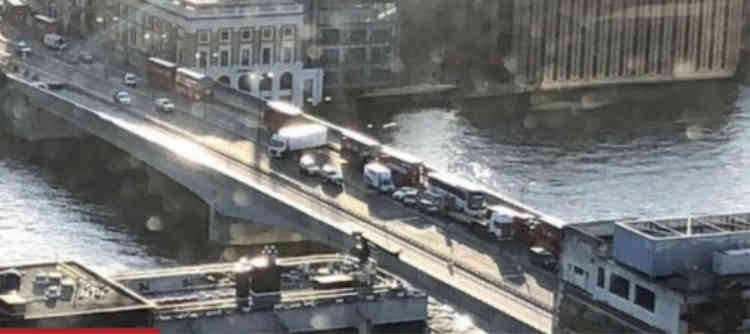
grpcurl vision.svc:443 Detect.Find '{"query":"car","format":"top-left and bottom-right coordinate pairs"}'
top-left (528, 246), bottom-right (558, 272)
top-left (154, 98), bottom-right (175, 113)
top-left (113, 91), bottom-right (131, 105)
top-left (30, 81), bottom-right (48, 89)
top-left (401, 193), bottom-right (418, 207)
top-left (298, 153), bottom-right (321, 176)
top-left (417, 197), bottom-right (439, 215)
top-left (78, 52), bottom-right (94, 64)
top-left (392, 187), bottom-right (419, 201)
top-left (320, 163), bottom-right (344, 187)
top-left (47, 81), bottom-right (65, 90)
top-left (14, 39), bottom-right (31, 55)
top-left (123, 73), bottom-right (137, 87)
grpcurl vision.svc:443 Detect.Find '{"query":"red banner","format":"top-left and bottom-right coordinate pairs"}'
top-left (0, 330), bottom-right (159, 334)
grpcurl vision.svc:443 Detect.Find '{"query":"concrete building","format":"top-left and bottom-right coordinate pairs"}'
top-left (96, 0), bottom-right (323, 106)
top-left (26, 0), bottom-right (95, 38)
top-left (511, 0), bottom-right (746, 90)
top-left (557, 214), bottom-right (750, 333)
top-left (308, 0), bottom-right (400, 92)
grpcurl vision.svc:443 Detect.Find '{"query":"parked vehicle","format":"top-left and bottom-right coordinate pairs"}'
top-left (154, 98), bottom-right (175, 113)
top-left (268, 124), bottom-right (328, 159)
top-left (363, 162), bottom-right (396, 193)
top-left (528, 246), bottom-right (557, 272)
top-left (113, 91), bottom-right (131, 105)
top-left (417, 197), bottom-right (439, 215)
top-left (298, 153), bottom-right (321, 176)
top-left (30, 81), bottom-right (48, 89)
top-left (123, 73), bottom-right (137, 87)
top-left (78, 52), bottom-right (94, 64)
top-left (427, 172), bottom-right (487, 217)
top-left (320, 163), bottom-right (344, 187)
top-left (14, 39), bottom-right (31, 55)
top-left (47, 81), bottom-right (65, 90)
top-left (392, 187), bottom-right (419, 206)
top-left (43, 33), bottom-right (67, 51)
top-left (487, 205), bottom-right (527, 241)
top-left (401, 193), bottom-right (418, 207)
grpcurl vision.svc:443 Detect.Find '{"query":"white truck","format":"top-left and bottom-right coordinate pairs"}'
top-left (268, 124), bottom-right (328, 158)
top-left (363, 162), bottom-right (396, 193)
top-left (487, 205), bottom-right (531, 240)
top-left (43, 33), bottom-right (67, 51)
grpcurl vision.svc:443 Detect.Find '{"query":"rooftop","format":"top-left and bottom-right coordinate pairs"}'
top-left (0, 261), bottom-right (152, 320)
top-left (618, 213), bottom-right (750, 240)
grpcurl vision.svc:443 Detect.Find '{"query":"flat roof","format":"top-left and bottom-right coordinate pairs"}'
top-left (618, 213), bottom-right (750, 240)
top-left (33, 14), bottom-right (57, 23)
top-left (0, 261), bottom-right (152, 319)
top-left (148, 57), bottom-right (177, 68)
top-left (381, 145), bottom-right (421, 165)
top-left (176, 67), bottom-right (207, 80)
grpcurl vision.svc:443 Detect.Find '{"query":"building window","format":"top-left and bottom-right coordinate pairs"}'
top-left (198, 51), bottom-right (208, 68)
top-left (345, 48), bottom-right (366, 65)
top-left (262, 46), bottom-right (272, 65)
top-left (241, 28), bottom-right (253, 41)
top-left (573, 266), bottom-right (584, 276)
top-left (129, 27), bottom-right (137, 45)
top-left (350, 30), bottom-right (366, 44)
top-left (597, 267), bottom-right (605, 288)
top-left (321, 29), bottom-right (340, 44)
top-left (261, 27), bottom-right (274, 41)
top-left (635, 285), bottom-right (655, 312)
top-left (220, 50), bottom-right (230, 67)
top-left (280, 72), bottom-right (293, 90)
top-left (241, 49), bottom-right (251, 66)
top-left (282, 45), bottom-right (293, 63)
top-left (282, 26), bottom-right (295, 40)
top-left (220, 29), bottom-right (231, 43)
top-left (198, 31), bottom-right (210, 44)
top-left (609, 274), bottom-right (630, 300)
top-left (371, 29), bottom-right (391, 43)
top-left (371, 46), bottom-right (392, 63)
top-left (322, 49), bottom-right (340, 65)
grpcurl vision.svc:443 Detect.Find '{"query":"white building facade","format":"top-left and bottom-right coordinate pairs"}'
top-left (100, 0), bottom-right (323, 106)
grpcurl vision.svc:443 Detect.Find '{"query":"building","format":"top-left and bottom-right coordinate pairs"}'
top-left (96, 0), bottom-right (323, 106)
top-left (557, 214), bottom-right (750, 333)
top-left (511, 0), bottom-right (745, 90)
top-left (26, 0), bottom-right (95, 38)
top-left (0, 261), bottom-right (154, 327)
top-left (308, 0), bottom-right (400, 92)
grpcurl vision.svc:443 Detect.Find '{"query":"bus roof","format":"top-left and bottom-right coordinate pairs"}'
top-left (381, 145), bottom-right (421, 165)
top-left (176, 67), bottom-right (207, 80)
top-left (341, 128), bottom-right (379, 147)
top-left (427, 172), bottom-right (484, 192)
top-left (148, 57), bottom-right (177, 68)
top-left (267, 100), bottom-right (303, 116)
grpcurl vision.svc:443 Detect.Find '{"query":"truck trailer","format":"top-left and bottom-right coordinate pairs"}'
top-left (268, 124), bottom-right (328, 158)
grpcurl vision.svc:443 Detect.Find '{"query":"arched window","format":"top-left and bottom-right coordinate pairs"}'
top-left (259, 74), bottom-right (273, 91)
top-left (217, 76), bottom-right (231, 86)
top-left (280, 72), bottom-right (293, 90)
top-left (238, 74), bottom-right (251, 92)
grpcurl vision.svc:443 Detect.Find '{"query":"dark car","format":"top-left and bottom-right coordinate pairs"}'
top-left (528, 246), bottom-right (558, 272)
top-left (417, 197), bottom-right (439, 215)
top-left (320, 163), bottom-right (344, 188)
top-left (78, 52), bottom-right (94, 64)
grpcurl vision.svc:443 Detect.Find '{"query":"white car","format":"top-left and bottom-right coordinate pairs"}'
top-left (123, 73), bottom-right (137, 87)
top-left (392, 187), bottom-right (418, 201)
top-left (298, 154), bottom-right (320, 176)
top-left (113, 91), bottom-right (131, 105)
top-left (30, 82), bottom-right (49, 89)
top-left (14, 40), bottom-right (31, 55)
top-left (154, 98), bottom-right (175, 113)
top-left (320, 163), bottom-right (344, 187)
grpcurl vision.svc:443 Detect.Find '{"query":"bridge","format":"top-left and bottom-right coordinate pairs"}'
top-left (0, 34), bottom-right (563, 334)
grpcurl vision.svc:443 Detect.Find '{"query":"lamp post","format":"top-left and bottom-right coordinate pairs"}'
top-left (95, 16), bottom-right (110, 78)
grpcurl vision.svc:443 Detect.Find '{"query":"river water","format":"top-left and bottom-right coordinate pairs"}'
top-left (1, 80), bottom-right (747, 333)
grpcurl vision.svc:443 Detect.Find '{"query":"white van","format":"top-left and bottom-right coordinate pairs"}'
top-left (43, 34), bottom-right (67, 51)
top-left (363, 162), bottom-right (396, 193)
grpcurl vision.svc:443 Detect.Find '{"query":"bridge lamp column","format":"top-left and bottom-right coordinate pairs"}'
top-left (95, 16), bottom-right (110, 79)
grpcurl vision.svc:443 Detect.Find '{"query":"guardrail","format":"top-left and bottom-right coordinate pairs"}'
top-left (5, 59), bottom-right (555, 316)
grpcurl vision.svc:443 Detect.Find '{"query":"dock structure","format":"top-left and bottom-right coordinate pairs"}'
top-left (0, 254), bottom-right (427, 333)
top-left (511, 0), bottom-right (745, 90)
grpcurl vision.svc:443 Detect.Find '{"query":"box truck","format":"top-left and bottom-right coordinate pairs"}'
top-left (268, 124), bottom-right (327, 158)
top-left (363, 162), bottom-right (396, 193)
top-left (43, 33), bottom-right (67, 51)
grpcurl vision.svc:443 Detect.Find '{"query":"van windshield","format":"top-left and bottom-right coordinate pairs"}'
top-left (270, 139), bottom-right (285, 148)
